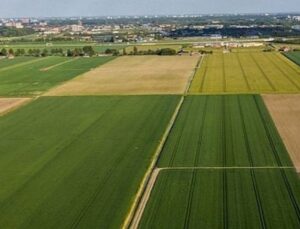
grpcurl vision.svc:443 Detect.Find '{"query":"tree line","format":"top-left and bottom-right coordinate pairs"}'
top-left (0, 46), bottom-right (96, 57)
top-left (105, 46), bottom-right (178, 56)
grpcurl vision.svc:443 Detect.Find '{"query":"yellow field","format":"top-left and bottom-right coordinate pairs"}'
top-left (189, 51), bottom-right (300, 94)
top-left (46, 56), bottom-right (199, 95)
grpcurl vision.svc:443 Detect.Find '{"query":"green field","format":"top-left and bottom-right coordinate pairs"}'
top-left (284, 51), bottom-right (300, 66)
top-left (158, 95), bottom-right (292, 167)
top-left (0, 56), bottom-right (114, 96)
top-left (0, 57), bottom-right (36, 68)
top-left (0, 96), bottom-right (179, 228)
top-left (140, 169), bottom-right (300, 228)
top-left (189, 52), bottom-right (300, 94)
top-left (0, 42), bottom-right (126, 53)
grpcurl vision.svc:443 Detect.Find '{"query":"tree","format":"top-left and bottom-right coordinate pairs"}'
top-left (0, 48), bottom-right (7, 56)
top-left (123, 48), bottom-right (127, 56)
top-left (8, 48), bottom-right (14, 56)
top-left (83, 46), bottom-right (95, 56)
top-left (41, 49), bottom-right (48, 57)
top-left (67, 49), bottom-right (73, 57)
top-left (157, 48), bottom-right (177, 56)
top-left (133, 46), bottom-right (138, 55)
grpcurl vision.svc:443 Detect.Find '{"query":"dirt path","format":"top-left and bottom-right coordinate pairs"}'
top-left (263, 94), bottom-right (300, 172)
top-left (0, 57), bottom-right (50, 73)
top-left (122, 57), bottom-right (201, 229)
top-left (40, 58), bottom-right (78, 71)
top-left (0, 98), bottom-right (31, 116)
top-left (160, 166), bottom-right (294, 170)
top-left (130, 168), bottom-right (162, 229)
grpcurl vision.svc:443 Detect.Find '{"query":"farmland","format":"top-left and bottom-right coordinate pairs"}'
top-left (0, 95), bottom-right (179, 228)
top-left (284, 51), bottom-right (300, 66)
top-left (0, 42), bottom-right (126, 53)
top-left (263, 94), bottom-right (300, 172)
top-left (189, 51), bottom-right (300, 94)
top-left (0, 56), bottom-right (114, 96)
top-left (158, 95), bottom-right (292, 167)
top-left (0, 97), bottom-right (30, 115)
top-left (139, 169), bottom-right (300, 229)
top-left (46, 56), bottom-right (199, 96)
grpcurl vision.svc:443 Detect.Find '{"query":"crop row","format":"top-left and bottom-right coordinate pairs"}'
top-left (158, 95), bottom-right (293, 167)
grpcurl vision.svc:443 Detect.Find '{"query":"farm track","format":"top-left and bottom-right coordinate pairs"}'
top-left (126, 56), bottom-right (201, 229)
top-left (40, 58), bottom-right (79, 71)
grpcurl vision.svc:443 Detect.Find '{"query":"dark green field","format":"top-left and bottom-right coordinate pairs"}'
top-left (158, 95), bottom-right (292, 167)
top-left (284, 51), bottom-right (300, 66)
top-left (0, 56), bottom-right (114, 96)
top-left (140, 169), bottom-right (300, 229)
top-left (0, 96), bottom-right (179, 228)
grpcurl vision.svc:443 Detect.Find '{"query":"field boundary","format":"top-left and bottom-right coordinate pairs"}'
top-left (0, 98), bottom-right (32, 117)
top-left (123, 56), bottom-right (201, 229)
top-left (159, 166), bottom-right (295, 170)
top-left (0, 57), bottom-right (51, 73)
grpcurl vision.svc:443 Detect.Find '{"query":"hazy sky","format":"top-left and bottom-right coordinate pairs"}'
top-left (0, 0), bottom-right (299, 17)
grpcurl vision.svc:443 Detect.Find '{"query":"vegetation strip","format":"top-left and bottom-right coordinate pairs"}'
top-left (125, 97), bottom-right (184, 229)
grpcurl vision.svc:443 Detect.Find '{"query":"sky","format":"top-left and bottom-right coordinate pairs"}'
top-left (0, 0), bottom-right (299, 18)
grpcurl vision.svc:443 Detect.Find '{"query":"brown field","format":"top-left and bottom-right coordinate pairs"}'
top-left (46, 56), bottom-right (199, 95)
top-left (0, 98), bottom-right (31, 115)
top-left (263, 94), bottom-right (300, 172)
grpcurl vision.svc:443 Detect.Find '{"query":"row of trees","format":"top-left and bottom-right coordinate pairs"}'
top-left (105, 47), bottom-right (178, 56)
top-left (0, 46), bottom-right (96, 57)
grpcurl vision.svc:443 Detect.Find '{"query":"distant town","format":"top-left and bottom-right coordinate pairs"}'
top-left (0, 13), bottom-right (300, 44)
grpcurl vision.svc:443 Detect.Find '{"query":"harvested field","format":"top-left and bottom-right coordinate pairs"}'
top-left (0, 96), bottom-right (179, 228)
top-left (158, 95), bottom-right (293, 167)
top-left (0, 97), bottom-right (31, 115)
top-left (189, 51), bottom-right (300, 94)
top-left (46, 56), bottom-right (199, 96)
top-left (0, 56), bottom-right (114, 96)
top-left (263, 94), bottom-right (300, 172)
top-left (139, 169), bottom-right (300, 229)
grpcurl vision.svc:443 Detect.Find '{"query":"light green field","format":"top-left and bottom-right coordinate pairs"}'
top-left (0, 56), bottom-right (114, 96)
top-left (189, 52), bottom-right (300, 94)
top-left (0, 96), bottom-right (179, 228)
